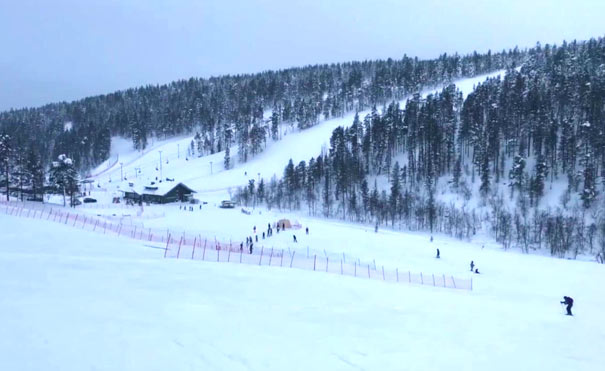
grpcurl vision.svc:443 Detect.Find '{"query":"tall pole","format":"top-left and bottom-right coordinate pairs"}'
top-left (210, 161), bottom-right (213, 175)
top-left (120, 162), bottom-right (123, 181)
top-left (159, 151), bottom-right (163, 180)
top-left (177, 144), bottom-right (180, 159)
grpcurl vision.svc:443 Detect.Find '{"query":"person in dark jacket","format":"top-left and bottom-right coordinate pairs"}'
top-left (436, 248), bottom-right (440, 258)
top-left (470, 261), bottom-right (475, 272)
top-left (561, 296), bottom-right (574, 316)
top-left (474, 268), bottom-right (480, 274)
top-left (293, 235), bottom-right (297, 243)
top-left (249, 243), bottom-right (253, 254)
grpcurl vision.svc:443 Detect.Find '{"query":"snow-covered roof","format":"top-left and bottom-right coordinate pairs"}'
top-left (124, 182), bottom-right (196, 196)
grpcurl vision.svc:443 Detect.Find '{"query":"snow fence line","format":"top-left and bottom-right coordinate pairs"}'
top-left (0, 200), bottom-right (472, 291)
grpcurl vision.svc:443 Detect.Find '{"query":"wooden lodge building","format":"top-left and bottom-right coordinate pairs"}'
top-left (122, 182), bottom-right (196, 204)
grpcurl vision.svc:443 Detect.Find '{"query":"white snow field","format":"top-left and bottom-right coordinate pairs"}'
top-left (4, 70), bottom-right (603, 370)
top-left (1, 209), bottom-right (604, 371)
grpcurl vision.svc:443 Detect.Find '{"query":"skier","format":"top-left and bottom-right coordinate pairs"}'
top-left (474, 268), bottom-right (480, 274)
top-left (436, 248), bottom-right (440, 259)
top-left (249, 243), bottom-right (253, 254)
top-left (282, 223), bottom-right (285, 230)
top-left (375, 224), bottom-right (378, 233)
top-left (293, 235), bottom-right (297, 243)
top-left (561, 296), bottom-right (574, 316)
top-left (305, 227), bottom-right (309, 235)
top-left (253, 226), bottom-right (256, 233)
top-left (240, 242), bottom-right (243, 251)
top-left (255, 235), bottom-right (258, 242)
top-left (262, 232), bottom-right (265, 239)
top-left (470, 261), bottom-right (475, 272)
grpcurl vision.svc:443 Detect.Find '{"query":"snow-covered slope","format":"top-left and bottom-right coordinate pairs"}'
top-left (1, 212), bottom-right (604, 371)
top-left (88, 70), bottom-right (506, 195)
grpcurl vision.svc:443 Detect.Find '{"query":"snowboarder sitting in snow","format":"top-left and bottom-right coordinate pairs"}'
top-left (561, 296), bottom-right (574, 316)
top-left (474, 268), bottom-right (480, 274)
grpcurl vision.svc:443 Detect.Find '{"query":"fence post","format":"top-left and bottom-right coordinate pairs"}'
top-left (81, 216), bottom-right (87, 229)
top-left (93, 220), bottom-right (98, 231)
top-left (217, 248), bottom-right (220, 262)
top-left (470, 278), bottom-right (473, 291)
top-left (202, 241), bottom-right (207, 260)
top-left (382, 266), bottom-right (385, 280)
top-left (269, 248), bottom-right (274, 266)
top-left (117, 224), bottom-right (123, 237)
top-left (373, 259), bottom-right (376, 270)
top-left (163, 234), bottom-right (171, 258)
top-left (326, 257), bottom-right (329, 272)
top-left (432, 274), bottom-right (435, 286)
top-left (64, 212), bottom-right (70, 224)
top-left (227, 248), bottom-right (231, 262)
top-left (176, 237), bottom-right (183, 259)
top-left (367, 264), bottom-right (371, 279)
top-left (240, 249), bottom-right (243, 263)
top-left (420, 272), bottom-right (424, 284)
top-left (72, 214), bottom-right (78, 227)
top-left (340, 260), bottom-right (343, 275)
top-left (451, 276), bottom-right (456, 289)
top-left (148, 228), bottom-right (152, 241)
top-left (343, 252), bottom-right (346, 263)
top-left (47, 209), bottom-right (52, 220)
top-left (289, 251), bottom-right (295, 268)
top-left (280, 249), bottom-right (284, 267)
top-left (103, 222), bottom-right (107, 234)
top-left (408, 271), bottom-right (411, 283)
top-left (396, 268), bottom-right (399, 282)
top-left (192, 238), bottom-right (197, 260)
top-left (259, 247), bottom-right (264, 266)
top-left (132, 226), bottom-right (137, 238)
top-left (354, 262), bottom-right (357, 277)
top-left (313, 255), bottom-right (316, 271)
top-left (443, 274), bottom-right (446, 288)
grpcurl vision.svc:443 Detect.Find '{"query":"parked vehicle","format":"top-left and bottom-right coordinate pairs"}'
top-left (83, 197), bottom-right (97, 203)
top-left (219, 200), bottom-right (236, 208)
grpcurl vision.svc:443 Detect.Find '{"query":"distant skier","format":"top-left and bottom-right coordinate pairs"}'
top-left (282, 223), bottom-right (285, 230)
top-left (470, 261), bottom-right (475, 272)
top-left (375, 224), bottom-right (378, 233)
top-left (561, 296), bottom-right (574, 316)
top-left (305, 227), bottom-right (309, 235)
top-left (255, 235), bottom-right (258, 242)
top-left (240, 242), bottom-right (243, 251)
top-left (474, 268), bottom-right (480, 274)
top-left (253, 226), bottom-right (256, 233)
top-left (249, 243), bottom-right (253, 254)
top-left (430, 236), bottom-right (434, 242)
top-left (436, 248), bottom-right (440, 259)
top-left (262, 232), bottom-right (265, 239)
top-left (293, 235), bottom-right (297, 243)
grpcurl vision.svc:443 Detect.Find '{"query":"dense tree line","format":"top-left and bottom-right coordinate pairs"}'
top-left (0, 49), bottom-right (521, 177)
top-left (236, 38), bottom-right (605, 262)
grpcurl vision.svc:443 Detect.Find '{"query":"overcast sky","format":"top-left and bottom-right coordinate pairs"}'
top-left (1, 0), bottom-right (604, 111)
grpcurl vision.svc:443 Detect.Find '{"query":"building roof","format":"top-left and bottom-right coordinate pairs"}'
top-left (123, 182), bottom-right (196, 197)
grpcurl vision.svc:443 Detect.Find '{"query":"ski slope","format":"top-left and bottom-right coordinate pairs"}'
top-left (1, 211), bottom-right (604, 371)
top-left (88, 70), bottom-right (506, 196)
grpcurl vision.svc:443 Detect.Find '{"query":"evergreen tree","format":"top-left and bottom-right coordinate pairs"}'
top-left (49, 154), bottom-right (79, 207)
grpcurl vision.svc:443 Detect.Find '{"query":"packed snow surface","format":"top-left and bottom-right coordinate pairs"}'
top-left (4, 70), bottom-right (602, 370)
top-left (1, 212), bottom-right (604, 371)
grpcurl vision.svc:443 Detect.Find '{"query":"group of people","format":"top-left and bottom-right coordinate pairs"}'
top-left (241, 222), bottom-right (309, 254)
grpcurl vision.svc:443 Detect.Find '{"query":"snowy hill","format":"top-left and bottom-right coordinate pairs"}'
top-left (1, 208), bottom-right (604, 371)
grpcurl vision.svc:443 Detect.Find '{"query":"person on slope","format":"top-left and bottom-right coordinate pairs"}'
top-left (293, 235), bottom-right (297, 243)
top-left (470, 261), bottom-right (475, 272)
top-left (436, 248), bottom-right (440, 259)
top-left (561, 296), bottom-right (574, 316)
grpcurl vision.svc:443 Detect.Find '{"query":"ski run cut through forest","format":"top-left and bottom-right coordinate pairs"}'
top-left (1, 38), bottom-right (605, 371)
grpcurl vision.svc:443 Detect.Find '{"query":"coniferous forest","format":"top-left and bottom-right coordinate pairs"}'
top-left (2, 37), bottom-right (605, 259)
top-left (235, 39), bottom-right (605, 261)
